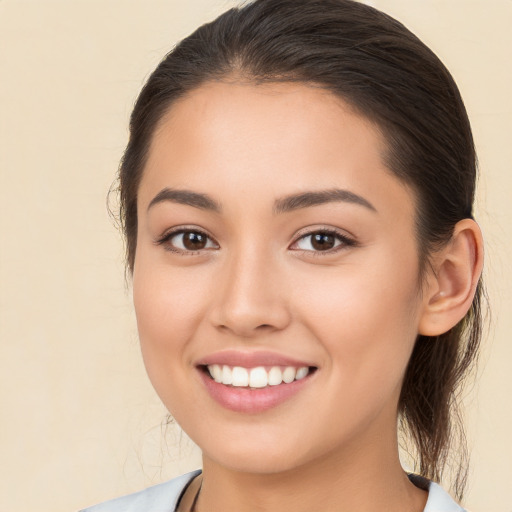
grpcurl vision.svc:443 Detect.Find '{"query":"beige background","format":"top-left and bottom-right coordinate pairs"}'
top-left (0, 1), bottom-right (510, 511)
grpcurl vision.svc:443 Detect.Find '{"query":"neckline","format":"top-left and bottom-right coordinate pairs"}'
top-left (175, 471), bottom-right (463, 512)
top-left (176, 474), bottom-right (202, 512)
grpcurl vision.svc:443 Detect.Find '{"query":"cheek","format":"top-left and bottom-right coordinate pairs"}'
top-left (132, 254), bottom-right (210, 394)
top-left (133, 247), bottom-right (212, 336)
top-left (293, 253), bottom-right (421, 398)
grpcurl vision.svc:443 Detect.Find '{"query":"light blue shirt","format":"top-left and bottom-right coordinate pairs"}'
top-left (80, 470), bottom-right (467, 511)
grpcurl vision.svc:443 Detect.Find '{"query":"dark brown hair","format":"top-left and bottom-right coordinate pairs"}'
top-left (118, 0), bottom-right (483, 501)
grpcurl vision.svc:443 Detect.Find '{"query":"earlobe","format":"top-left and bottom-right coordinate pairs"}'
top-left (418, 219), bottom-right (484, 336)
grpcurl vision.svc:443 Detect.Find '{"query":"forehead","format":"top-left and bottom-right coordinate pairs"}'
top-left (152, 81), bottom-right (382, 166)
top-left (139, 81), bottom-right (415, 223)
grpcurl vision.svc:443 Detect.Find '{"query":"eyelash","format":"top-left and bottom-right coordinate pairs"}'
top-left (292, 228), bottom-right (357, 257)
top-left (154, 227), bottom-right (358, 257)
top-left (154, 227), bottom-right (218, 256)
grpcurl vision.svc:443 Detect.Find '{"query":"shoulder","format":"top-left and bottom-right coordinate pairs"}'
top-left (79, 470), bottom-right (201, 512)
top-left (408, 474), bottom-right (468, 512)
top-left (425, 481), bottom-right (468, 512)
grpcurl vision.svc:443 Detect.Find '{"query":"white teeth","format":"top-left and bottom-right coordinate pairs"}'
top-left (249, 367), bottom-right (268, 388)
top-left (282, 366), bottom-right (296, 383)
top-left (209, 364), bottom-right (222, 383)
top-left (206, 364), bottom-right (312, 388)
top-left (222, 365), bottom-right (233, 385)
top-left (231, 366), bottom-right (249, 387)
top-left (268, 366), bottom-right (283, 386)
top-left (296, 366), bottom-right (309, 380)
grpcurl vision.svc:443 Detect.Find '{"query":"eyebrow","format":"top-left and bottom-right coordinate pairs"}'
top-left (148, 188), bottom-right (222, 213)
top-left (273, 188), bottom-right (376, 214)
top-left (147, 187), bottom-right (376, 214)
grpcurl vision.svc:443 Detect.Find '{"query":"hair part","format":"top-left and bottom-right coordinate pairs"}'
top-left (117, 0), bottom-right (484, 500)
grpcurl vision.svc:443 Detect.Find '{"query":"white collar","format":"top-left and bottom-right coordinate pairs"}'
top-left (424, 481), bottom-right (466, 511)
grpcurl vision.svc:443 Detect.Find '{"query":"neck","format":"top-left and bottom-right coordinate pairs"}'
top-left (195, 419), bottom-right (428, 512)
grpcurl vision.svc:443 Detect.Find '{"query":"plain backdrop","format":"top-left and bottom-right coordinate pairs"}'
top-left (0, 1), bottom-right (511, 511)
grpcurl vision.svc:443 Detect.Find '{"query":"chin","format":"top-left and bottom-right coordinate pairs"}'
top-left (205, 447), bottom-right (307, 475)
top-left (196, 424), bottom-right (331, 477)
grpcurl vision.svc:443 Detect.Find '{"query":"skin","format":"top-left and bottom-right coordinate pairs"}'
top-left (132, 81), bottom-right (482, 512)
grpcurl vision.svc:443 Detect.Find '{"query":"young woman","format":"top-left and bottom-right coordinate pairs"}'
top-left (81, 1), bottom-right (484, 510)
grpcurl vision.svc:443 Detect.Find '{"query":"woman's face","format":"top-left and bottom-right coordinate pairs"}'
top-left (133, 82), bottom-right (429, 474)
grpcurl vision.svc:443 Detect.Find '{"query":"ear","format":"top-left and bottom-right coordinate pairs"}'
top-left (418, 219), bottom-right (484, 336)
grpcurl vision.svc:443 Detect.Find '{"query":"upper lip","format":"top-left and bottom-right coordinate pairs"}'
top-left (195, 350), bottom-right (316, 369)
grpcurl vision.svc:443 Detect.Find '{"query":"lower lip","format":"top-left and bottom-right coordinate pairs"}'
top-left (198, 369), bottom-right (314, 413)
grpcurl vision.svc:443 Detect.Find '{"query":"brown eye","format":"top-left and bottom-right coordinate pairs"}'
top-left (182, 231), bottom-right (208, 250)
top-left (295, 231), bottom-right (340, 252)
top-left (159, 229), bottom-right (218, 253)
top-left (310, 233), bottom-right (336, 251)
top-left (292, 229), bottom-right (356, 254)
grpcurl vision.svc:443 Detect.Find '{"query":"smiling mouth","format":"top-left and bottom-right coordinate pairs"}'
top-left (202, 364), bottom-right (317, 389)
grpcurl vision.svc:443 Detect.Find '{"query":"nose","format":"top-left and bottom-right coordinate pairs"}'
top-left (209, 248), bottom-right (291, 338)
